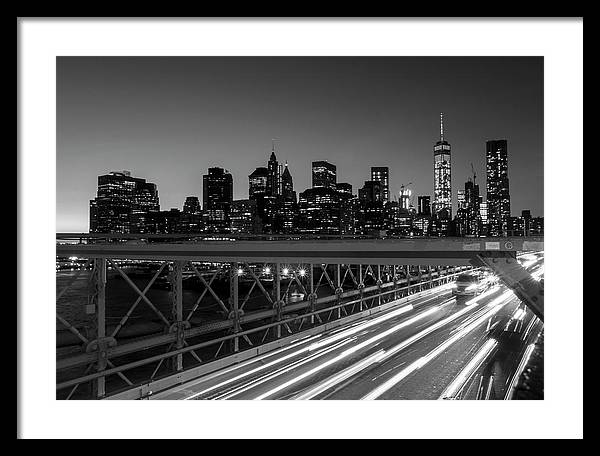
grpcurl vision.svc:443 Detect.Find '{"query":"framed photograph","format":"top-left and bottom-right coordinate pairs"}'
top-left (18, 17), bottom-right (583, 439)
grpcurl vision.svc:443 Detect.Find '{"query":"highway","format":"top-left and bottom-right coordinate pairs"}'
top-left (151, 254), bottom-right (544, 400)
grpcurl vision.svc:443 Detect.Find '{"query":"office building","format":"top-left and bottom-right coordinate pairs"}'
top-left (417, 196), bottom-right (431, 217)
top-left (486, 139), bottom-right (511, 236)
top-left (89, 170), bottom-right (159, 234)
top-left (433, 113), bottom-right (452, 221)
top-left (312, 160), bottom-right (337, 189)
top-left (202, 167), bottom-right (233, 233)
top-left (370, 167), bottom-right (390, 203)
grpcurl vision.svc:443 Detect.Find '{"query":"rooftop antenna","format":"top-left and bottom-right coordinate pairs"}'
top-left (440, 112), bottom-right (444, 141)
top-left (471, 163), bottom-right (477, 185)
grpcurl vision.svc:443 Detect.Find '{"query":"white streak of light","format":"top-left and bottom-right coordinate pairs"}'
top-left (213, 338), bottom-right (355, 400)
top-left (291, 350), bottom-right (387, 400)
top-left (505, 343), bottom-right (537, 400)
top-left (290, 299), bottom-right (487, 399)
top-left (184, 289), bottom-right (449, 399)
top-left (438, 339), bottom-right (498, 399)
top-left (253, 306), bottom-right (443, 400)
top-left (362, 292), bottom-right (513, 400)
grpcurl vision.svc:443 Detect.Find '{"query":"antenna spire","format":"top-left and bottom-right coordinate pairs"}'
top-left (440, 112), bottom-right (444, 141)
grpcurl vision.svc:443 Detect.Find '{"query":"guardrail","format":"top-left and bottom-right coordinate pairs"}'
top-left (56, 257), bottom-right (472, 400)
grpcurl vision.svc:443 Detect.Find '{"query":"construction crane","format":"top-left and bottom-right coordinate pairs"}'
top-left (399, 182), bottom-right (413, 209)
top-left (399, 181), bottom-right (413, 194)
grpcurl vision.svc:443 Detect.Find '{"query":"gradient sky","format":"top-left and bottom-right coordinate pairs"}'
top-left (57, 56), bottom-right (543, 232)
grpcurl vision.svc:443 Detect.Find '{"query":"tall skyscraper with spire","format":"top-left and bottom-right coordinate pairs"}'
top-left (433, 112), bottom-right (452, 221)
top-left (266, 139), bottom-right (281, 197)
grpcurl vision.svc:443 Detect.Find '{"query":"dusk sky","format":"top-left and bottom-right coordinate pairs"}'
top-left (56, 56), bottom-right (543, 232)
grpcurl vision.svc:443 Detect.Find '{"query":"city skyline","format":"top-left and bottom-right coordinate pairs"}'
top-left (57, 57), bottom-right (543, 232)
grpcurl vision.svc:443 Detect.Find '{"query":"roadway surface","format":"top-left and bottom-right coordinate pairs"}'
top-left (151, 254), bottom-right (544, 400)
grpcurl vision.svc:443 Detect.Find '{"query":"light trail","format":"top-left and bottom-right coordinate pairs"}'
top-left (521, 316), bottom-right (540, 341)
top-left (280, 293), bottom-right (502, 400)
top-left (171, 333), bottom-right (326, 397)
top-left (361, 290), bottom-right (515, 400)
top-left (212, 338), bottom-right (356, 399)
top-left (438, 338), bottom-right (498, 399)
top-left (504, 342), bottom-right (537, 400)
top-left (288, 289), bottom-right (504, 399)
top-left (291, 350), bottom-right (388, 400)
top-left (183, 292), bottom-right (448, 399)
top-left (252, 305), bottom-right (447, 400)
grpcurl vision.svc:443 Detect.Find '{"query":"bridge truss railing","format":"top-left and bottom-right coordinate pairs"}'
top-left (56, 257), bottom-right (471, 400)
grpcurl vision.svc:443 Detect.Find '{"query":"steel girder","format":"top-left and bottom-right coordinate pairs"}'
top-left (471, 252), bottom-right (544, 321)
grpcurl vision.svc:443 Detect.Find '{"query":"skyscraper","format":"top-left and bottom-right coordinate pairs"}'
top-left (182, 196), bottom-right (201, 215)
top-left (312, 160), bottom-right (337, 189)
top-left (180, 196), bottom-right (203, 233)
top-left (464, 179), bottom-right (481, 236)
top-left (455, 179), bottom-right (480, 236)
top-left (486, 139), bottom-right (511, 236)
top-left (358, 180), bottom-right (384, 234)
top-left (336, 182), bottom-right (355, 235)
top-left (297, 187), bottom-right (340, 235)
top-left (480, 200), bottom-right (488, 233)
top-left (89, 170), bottom-right (159, 234)
top-left (417, 196), bottom-right (431, 216)
top-left (248, 167), bottom-right (269, 199)
top-left (231, 199), bottom-right (260, 234)
top-left (202, 167), bottom-right (233, 233)
top-left (281, 162), bottom-right (296, 203)
top-left (277, 162), bottom-right (298, 234)
top-left (370, 167), bottom-right (390, 203)
top-left (433, 112), bottom-right (452, 220)
top-left (266, 141), bottom-right (281, 197)
top-left (457, 190), bottom-right (466, 210)
top-left (248, 166), bottom-right (269, 229)
top-left (358, 180), bottom-right (383, 203)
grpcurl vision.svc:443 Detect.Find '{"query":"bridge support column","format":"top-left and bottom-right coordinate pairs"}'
top-left (336, 264), bottom-right (342, 319)
top-left (427, 265), bottom-right (432, 289)
top-left (472, 252), bottom-right (544, 321)
top-left (376, 264), bottom-right (382, 306)
top-left (274, 262), bottom-right (282, 339)
top-left (393, 265), bottom-right (398, 301)
top-left (170, 260), bottom-right (184, 372)
top-left (91, 258), bottom-right (107, 399)
top-left (229, 262), bottom-right (240, 353)
top-left (358, 264), bottom-right (364, 312)
top-left (308, 263), bottom-right (316, 324)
